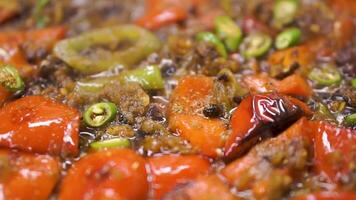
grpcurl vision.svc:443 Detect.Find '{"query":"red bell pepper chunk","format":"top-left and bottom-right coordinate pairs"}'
top-left (0, 149), bottom-right (60, 200)
top-left (148, 155), bottom-right (210, 200)
top-left (59, 149), bottom-right (148, 200)
top-left (224, 93), bottom-right (309, 160)
top-left (294, 192), bottom-right (356, 200)
top-left (0, 96), bottom-right (80, 155)
top-left (311, 121), bottom-right (356, 183)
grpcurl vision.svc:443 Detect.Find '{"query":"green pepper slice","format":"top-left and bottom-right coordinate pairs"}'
top-left (54, 25), bottom-right (161, 74)
top-left (76, 65), bottom-right (164, 94)
top-left (196, 32), bottom-right (228, 58)
top-left (84, 102), bottom-right (117, 127)
top-left (308, 63), bottom-right (341, 86)
top-left (344, 113), bottom-right (356, 127)
top-left (351, 78), bottom-right (356, 88)
top-left (214, 16), bottom-right (243, 52)
top-left (0, 65), bottom-right (25, 92)
top-left (275, 27), bottom-right (301, 50)
top-left (90, 138), bottom-right (131, 150)
top-left (240, 33), bottom-right (272, 59)
top-left (273, 0), bottom-right (299, 28)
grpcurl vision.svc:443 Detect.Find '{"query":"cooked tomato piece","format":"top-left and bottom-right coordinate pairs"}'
top-left (277, 74), bottom-right (313, 98)
top-left (311, 121), bottom-right (356, 183)
top-left (243, 74), bottom-right (312, 98)
top-left (224, 93), bottom-right (308, 160)
top-left (0, 27), bottom-right (67, 77)
top-left (163, 175), bottom-right (239, 200)
top-left (0, 96), bottom-right (80, 155)
top-left (136, 0), bottom-right (209, 30)
top-left (170, 114), bottom-right (226, 157)
top-left (0, 149), bottom-right (60, 200)
top-left (168, 75), bottom-right (214, 116)
top-left (294, 192), bottom-right (356, 200)
top-left (168, 76), bottom-right (227, 157)
top-left (0, 1), bottom-right (19, 24)
top-left (0, 86), bottom-right (10, 105)
top-left (59, 149), bottom-right (148, 200)
top-left (148, 155), bottom-right (210, 200)
top-left (268, 45), bottom-right (315, 74)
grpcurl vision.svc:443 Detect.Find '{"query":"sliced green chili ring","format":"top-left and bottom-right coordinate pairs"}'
top-left (54, 25), bottom-right (161, 74)
top-left (0, 65), bottom-right (25, 92)
top-left (308, 64), bottom-right (341, 86)
top-left (240, 33), bottom-right (272, 59)
top-left (76, 65), bottom-right (164, 94)
top-left (273, 0), bottom-right (299, 28)
top-left (196, 32), bottom-right (228, 58)
top-left (351, 78), bottom-right (356, 88)
top-left (84, 102), bottom-right (117, 127)
top-left (90, 138), bottom-right (131, 150)
top-left (275, 27), bottom-right (301, 50)
top-left (344, 113), bottom-right (356, 127)
top-left (214, 15), bottom-right (243, 52)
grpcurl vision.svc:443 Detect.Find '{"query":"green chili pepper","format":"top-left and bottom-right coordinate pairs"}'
top-left (214, 16), bottom-right (243, 52)
top-left (76, 65), bottom-right (164, 93)
top-left (351, 78), bottom-right (356, 88)
top-left (273, 0), bottom-right (299, 28)
top-left (84, 102), bottom-right (117, 127)
top-left (90, 138), bottom-right (131, 150)
top-left (54, 25), bottom-right (161, 74)
top-left (240, 33), bottom-right (272, 59)
top-left (275, 27), bottom-right (301, 50)
top-left (196, 32), bottom-right (228, 58)
top-left (308, 63), bottom-right (341, 86)
top-left (34, 0), bottom-right (51, 28)
top-left (344, 113), bottom-right (356, 127)
top-left (0, 65), bottom-right (25, 92)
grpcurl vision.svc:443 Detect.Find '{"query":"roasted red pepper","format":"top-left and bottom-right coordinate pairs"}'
top-left (0, 96), bottom-right (80, 155)
top-left (224, 93), bottom-right (309, 160)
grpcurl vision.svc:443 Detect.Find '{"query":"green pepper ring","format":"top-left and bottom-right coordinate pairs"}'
top-left (241, 33), bottom-right (272, 59)
top-left (308, 64), bottom-right (342, 86)
top-left (54, 25), bottom-right (161, 74)
top-left (83, 102), bottom-right (118, 127)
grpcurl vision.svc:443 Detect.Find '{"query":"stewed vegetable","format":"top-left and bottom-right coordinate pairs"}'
top-left (83, 102), bottom-right (118, 127)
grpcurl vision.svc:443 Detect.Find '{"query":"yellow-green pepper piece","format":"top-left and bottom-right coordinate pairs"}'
top-left (54, 25), bottom-right (161, 74)
top-left (215, 16), bottom-right (242, 52)
top-left (76, 65), bottom-right (164, 94)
